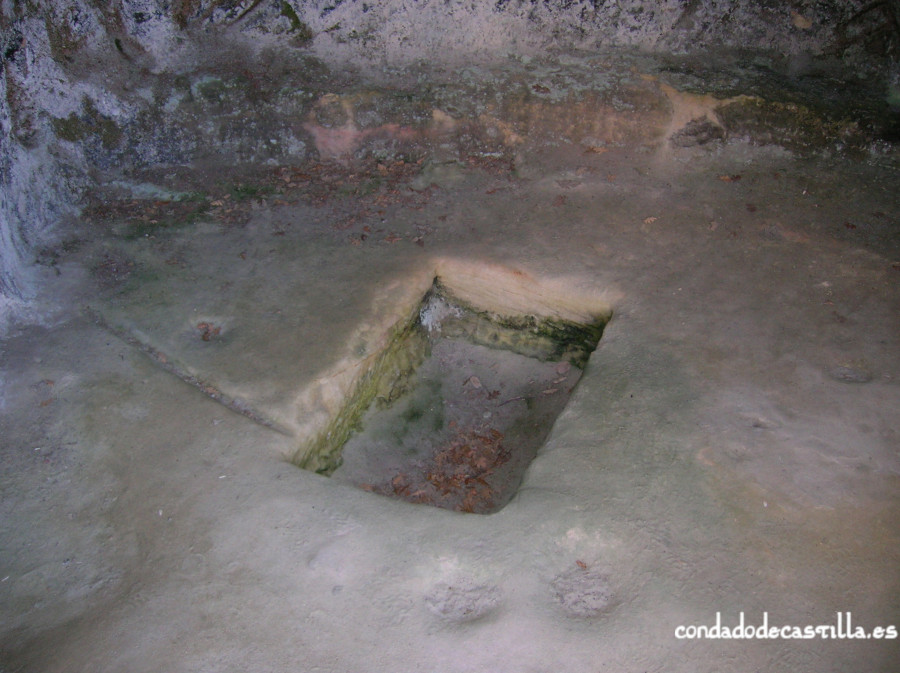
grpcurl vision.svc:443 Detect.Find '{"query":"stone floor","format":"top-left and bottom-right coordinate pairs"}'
top-left (1, 55), bottom-right (899, 672)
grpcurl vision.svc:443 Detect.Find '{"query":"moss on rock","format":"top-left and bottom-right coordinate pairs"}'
top-left (293, 305), bottom-right (429, 475)
top-left (292, 277), bottom-right (608, 475)
top-left (280, 1), bottom-right (313, 44)
top-left (51, 97), bottom-right (122, 150)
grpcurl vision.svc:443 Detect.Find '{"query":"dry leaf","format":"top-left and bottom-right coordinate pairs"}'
top-left (197, 322), bottom-right (221, 341)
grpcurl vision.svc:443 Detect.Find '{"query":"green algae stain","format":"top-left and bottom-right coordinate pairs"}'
top-left (45, 14), bottom-right (85, 63)
top-left (51, 97), bottom-right (122, 149)
top-left (291, 278), bottom-right (609, 475)
top-left (50, 113), bottom-right (86, 143)
top-left (229, 183), bottom-right (275, 201)
top-left (293, 306), bottom-right (430, 475)
top-left (281, 1), bottom-right (314, 43)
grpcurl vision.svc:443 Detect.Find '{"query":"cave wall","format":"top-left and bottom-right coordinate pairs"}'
top-left (0, 0), bottom-right (895, 328)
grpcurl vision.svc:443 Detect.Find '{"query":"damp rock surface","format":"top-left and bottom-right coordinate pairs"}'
top-left (334, 337), bottom-right (583, 513)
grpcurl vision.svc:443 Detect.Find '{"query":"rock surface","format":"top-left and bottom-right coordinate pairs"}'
top-left (1, 3), bottom-right (899, 672)
top-left (2, 0), bottom-right (899, 323)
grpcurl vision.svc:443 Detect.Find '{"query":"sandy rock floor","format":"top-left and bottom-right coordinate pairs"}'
top-left (1, 114), bottom-right (899, 671)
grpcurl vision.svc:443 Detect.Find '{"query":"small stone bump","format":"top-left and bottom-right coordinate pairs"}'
top-left (551, 567), bottom-right (614, 618)
top-left (424, 580), bottom-right (501, 623)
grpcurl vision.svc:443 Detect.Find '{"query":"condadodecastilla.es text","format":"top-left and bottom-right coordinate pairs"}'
top-left (675, 612), bottom-right (898, 640)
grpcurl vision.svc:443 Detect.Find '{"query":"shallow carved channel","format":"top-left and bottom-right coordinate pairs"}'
top-left (292, 277), bottom-right (608, 513)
